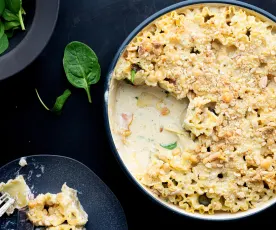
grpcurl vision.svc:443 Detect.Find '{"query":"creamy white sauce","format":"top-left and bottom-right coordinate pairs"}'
top-left (110, 81), bottom-right (189, 175)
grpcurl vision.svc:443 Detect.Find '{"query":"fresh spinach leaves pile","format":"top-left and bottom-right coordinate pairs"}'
top-left (0, 0), bottom-right (26, 54)
top-left (36, 41), bottom-right (101, 115)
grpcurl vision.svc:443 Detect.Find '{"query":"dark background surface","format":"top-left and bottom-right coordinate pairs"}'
top-left (0, 0), bottom-right (276, 229)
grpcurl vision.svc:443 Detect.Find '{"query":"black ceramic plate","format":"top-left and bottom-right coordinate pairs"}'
top-left (0, 155), bottom-right (128, 230)
top-left (0, 0), bottom-right (60, 80)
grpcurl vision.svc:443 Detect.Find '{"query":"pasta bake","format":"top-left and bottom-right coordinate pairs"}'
top-left (111, 5), bottom-right (276, 214)
top-left (28, 184), bottom-right (88, 229)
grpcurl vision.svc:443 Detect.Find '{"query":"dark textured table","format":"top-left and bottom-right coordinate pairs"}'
top-left (0, 0), bottom-right (276, 229)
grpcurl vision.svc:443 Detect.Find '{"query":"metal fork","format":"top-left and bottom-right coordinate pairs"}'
top-left (0, 193), bottom-right (15, 217)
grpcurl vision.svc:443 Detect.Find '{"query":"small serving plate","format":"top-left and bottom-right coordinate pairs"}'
top-left (0, 155), bottom-right (128, 230)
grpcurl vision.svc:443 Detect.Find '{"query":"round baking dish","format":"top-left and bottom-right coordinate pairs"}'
top-left (104, 0), bottom-right (276, 220)
top-left (0, 0), bottom-right (60, 80)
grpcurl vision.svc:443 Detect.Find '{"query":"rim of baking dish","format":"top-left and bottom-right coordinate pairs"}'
top-left (103, 0), bottom-right (276, 221)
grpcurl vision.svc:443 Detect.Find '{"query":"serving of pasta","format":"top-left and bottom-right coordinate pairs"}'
top-left (110, 4), bottom-right (276, 215)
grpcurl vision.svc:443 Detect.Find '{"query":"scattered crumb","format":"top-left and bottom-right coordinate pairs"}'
top-left (19, 157), bottom-right (28, 167)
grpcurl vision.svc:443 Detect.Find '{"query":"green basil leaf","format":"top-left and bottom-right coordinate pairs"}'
top-left (5, 0), bottom-right (21, 13)
top-left (2, 9), bottom-right (19, 21)
top-left (0, 0), bottom-right (5, 16)
top-left (51, 89), bottom-right (71, 114)
top-left (63, 41), bottom-right (101, 103)
top-left (131, 70), bottom-right (136, 84)
top-left (0, 33), bottom-right (9, 54)
top-left (35, 89), bottom-right (71, 115)
top-left (0, 22), bottom-right (4, 38)
top-left (160, 141), bottom-right (177, 150)
top-left (4, 20), bottom-right (20, 30)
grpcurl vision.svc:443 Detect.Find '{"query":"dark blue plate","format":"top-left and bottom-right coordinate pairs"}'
top-left (0, 155), bottom-right (128, 230)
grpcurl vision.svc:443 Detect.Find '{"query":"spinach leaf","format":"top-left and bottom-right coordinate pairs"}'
top-left (131, 69), bottom-right (136, 84)
top-left (35, 89), bottom-right (50, 111)
top-left (21, 6), bottom-right (25, 14)
top-left (4, 20), bottom-right (20, 30)
top-left (18, 7), bottom-right (25, 30)
top-left (2, 9), bottom-right (19, 21)
top-left (160, 141), bottom-right (177, 150)
top-left (5, 29), bottom-right (14, 38)
top-left (51, 89), bottom-right (72, 114)
top-left (0, 21), bottom-right (4, 38)
top-left (0, 0), bottom-right (26, 56)
top-left (4, 0), bottom-right (25, 30)
top-left (5, 0), bottom-right (21, 14)
top-left (0, 0), bottom-right (5, 16)
top-left (35, 89), bottom-right (71, 115)
top-left (0, 33), bottom-right (9, 54)
top-left (63, 41), bottom-right (101, 103)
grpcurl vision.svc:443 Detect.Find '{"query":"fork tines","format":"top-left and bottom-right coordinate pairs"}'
top-left (0, 193), bottom-right (15, 217)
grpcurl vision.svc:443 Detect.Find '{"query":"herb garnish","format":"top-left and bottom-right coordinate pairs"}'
top-left (131, 69), bottom-right (136, 83)
top-left (63, 41), bottom-right (101, 103)
top-left (160, 141), bottom-right (177, 150)
top-left (130, 63), bottom-right (142, 84)
top-left (35, 89), bottom-right (71, 115)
